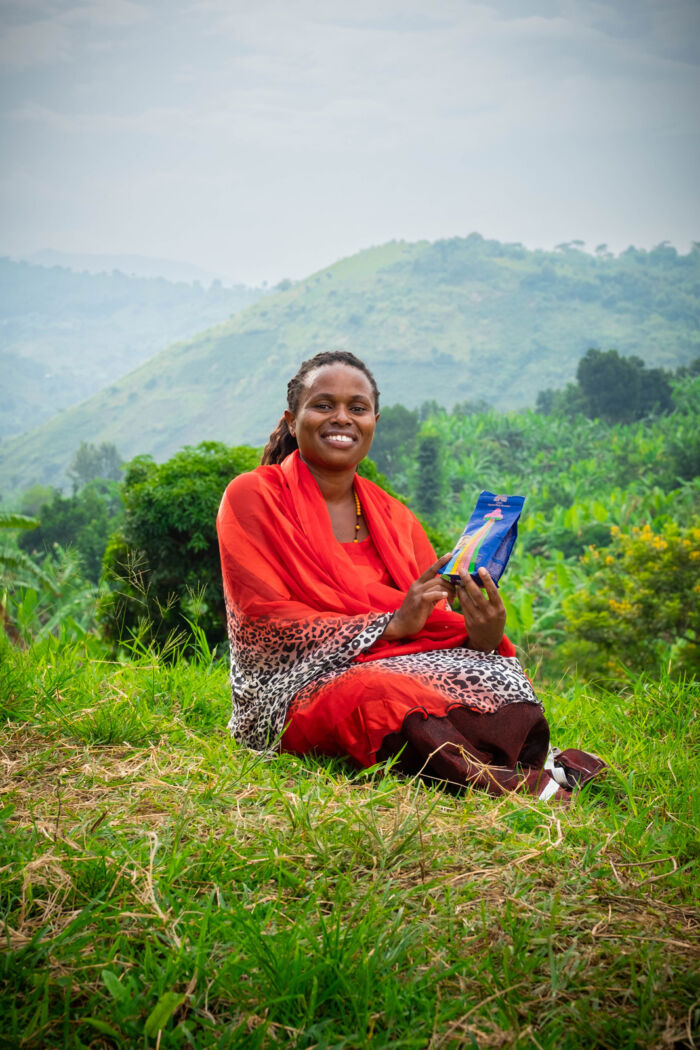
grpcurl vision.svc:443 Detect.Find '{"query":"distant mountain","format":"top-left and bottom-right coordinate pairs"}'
top-left (0, 258), bottom-right (264, 438)
top-left (2, 234), bottom-right (698, 493)
top-left (24, 250), bottom-right (231, 286)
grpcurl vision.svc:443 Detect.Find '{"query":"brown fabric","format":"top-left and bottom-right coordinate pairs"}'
top-left (376, 701), bottom-right (552, 796)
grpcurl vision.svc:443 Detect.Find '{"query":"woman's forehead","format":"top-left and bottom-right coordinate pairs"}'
top-left (302, 363), bottom-right (374, 399)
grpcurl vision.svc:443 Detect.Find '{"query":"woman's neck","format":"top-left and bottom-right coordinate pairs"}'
top-left (300, 458), bottom-right (356, 505)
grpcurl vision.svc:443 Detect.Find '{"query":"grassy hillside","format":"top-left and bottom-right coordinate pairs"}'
top-left (2, 235), bottom-right (698, 491)
top-left (0, 258), bottom-right (263, 439)
top-left (2, 637), bottom-right (697, 1048)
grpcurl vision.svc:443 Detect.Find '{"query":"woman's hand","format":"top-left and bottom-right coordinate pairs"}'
top-left (456, 567), bottom-right (506, 652)
top-left (381, 554), bottom-right (453, 641)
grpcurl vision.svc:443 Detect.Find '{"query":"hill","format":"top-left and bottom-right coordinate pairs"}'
top-left (1, 234), bottom-right (698, 492)
top-left (0, 258), bottom-right (263, 439)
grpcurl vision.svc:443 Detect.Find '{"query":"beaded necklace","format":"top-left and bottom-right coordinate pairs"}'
top-left (353, 488), bottom-right (362, 542)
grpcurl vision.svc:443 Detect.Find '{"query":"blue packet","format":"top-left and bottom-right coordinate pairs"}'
top-left (438, 490), bottom-right (525, 586)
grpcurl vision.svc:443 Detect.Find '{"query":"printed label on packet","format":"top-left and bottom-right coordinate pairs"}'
top-left (438, 491), bottom-right (525, 586)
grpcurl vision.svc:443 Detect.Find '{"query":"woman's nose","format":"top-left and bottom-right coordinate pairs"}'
top-left (332, 403), bottom-right (352, 424)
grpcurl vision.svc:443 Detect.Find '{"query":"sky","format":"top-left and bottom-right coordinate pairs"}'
top-left (1, 0), bottom-right (699, 286)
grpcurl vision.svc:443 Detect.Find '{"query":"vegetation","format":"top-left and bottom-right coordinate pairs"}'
top-left (19, 478), bottom-right (123, 583)
top-left (99, 443), bottom-right (260, 652)
top-left (1, 326), bottom-right (697, 1045)
top-left (1, 635), bottom-right (697, 1049)
top-left (2, 235), bottom-right (699, 492)
top-left (562, 519), bottom-right (700, 678)
top-left (536, 348), bottom-right (697, 423)
top-left (378, 370), bottom-right (700, 680)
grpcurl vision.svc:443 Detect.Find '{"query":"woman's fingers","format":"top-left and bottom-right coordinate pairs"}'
top-left (458, 567), bottom-right (504, 609)
top-left (477, 567), bottom-right (501, 600)
top-left (416, 553), bottom-right (452, 584)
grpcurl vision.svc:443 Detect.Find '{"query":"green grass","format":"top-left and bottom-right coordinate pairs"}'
top-left (1, 635), bottom-right (698, 1049)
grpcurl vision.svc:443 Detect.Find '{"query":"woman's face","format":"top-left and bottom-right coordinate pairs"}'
top-left (285, 364), bottom-right (378, 473)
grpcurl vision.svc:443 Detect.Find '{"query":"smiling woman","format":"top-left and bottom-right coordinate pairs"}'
top-left (216, 351), bottom-right (604, 800)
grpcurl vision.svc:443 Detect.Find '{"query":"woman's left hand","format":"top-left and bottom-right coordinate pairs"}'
top-left (456, 566), bottom-right (506, 653)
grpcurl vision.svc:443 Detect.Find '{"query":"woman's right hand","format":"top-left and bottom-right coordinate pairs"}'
top-left (381, 554), bottom-right (454, 641)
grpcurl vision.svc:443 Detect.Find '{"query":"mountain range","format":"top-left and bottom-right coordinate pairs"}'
top-left (2, 234), bottom-right (698, 493)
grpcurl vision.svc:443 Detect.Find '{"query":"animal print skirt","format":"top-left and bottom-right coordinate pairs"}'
top-left (282, 648), bottom-right (553, 796)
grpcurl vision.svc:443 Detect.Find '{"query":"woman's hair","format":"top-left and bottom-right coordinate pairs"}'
top-left (261, 351), bottom-right (380, 465)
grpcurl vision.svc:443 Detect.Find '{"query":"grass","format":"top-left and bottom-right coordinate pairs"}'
top-left (0, 634), bottom-right (698, 1049)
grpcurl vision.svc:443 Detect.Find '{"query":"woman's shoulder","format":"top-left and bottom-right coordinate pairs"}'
top-left (220, 464), bottom-right (284, 511)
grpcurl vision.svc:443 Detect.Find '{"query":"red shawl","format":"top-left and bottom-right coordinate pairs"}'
top-left (217, 452), bottom-right (514, 748)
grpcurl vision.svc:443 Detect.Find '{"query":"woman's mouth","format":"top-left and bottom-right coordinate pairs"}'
top-left (322, 432), bottom-right (355, 447)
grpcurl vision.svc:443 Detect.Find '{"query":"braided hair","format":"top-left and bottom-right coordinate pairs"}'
top-left (261, 351), bottom-right (380, 465)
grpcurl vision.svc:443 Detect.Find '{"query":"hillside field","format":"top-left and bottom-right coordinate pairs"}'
top-left (2, 236), bottom-right (698, 492)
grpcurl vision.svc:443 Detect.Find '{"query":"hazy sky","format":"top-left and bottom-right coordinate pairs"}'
top-left (1, 0), bottom-right (698, 284)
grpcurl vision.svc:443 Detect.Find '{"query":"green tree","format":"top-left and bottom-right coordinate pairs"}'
top-left (414, 431), bottom-right (446, 521)
top-left (19, 479), bottom-right (123, 582)
top-left (68, 441), bottom-right (123, 491)
top-left (99, 442), bottom-right (260, 652)
top-left (576, 349), bottom-right (673, 423)
top-left (370, 404), bottom-right (419, 478)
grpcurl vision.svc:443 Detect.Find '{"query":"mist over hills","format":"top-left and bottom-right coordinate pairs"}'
top-left (0, 258), bottom-right (263, 439)
top-left (23, 250), bottom-right (235, 286)
top-left (2, 234), bottom-right (698, 493)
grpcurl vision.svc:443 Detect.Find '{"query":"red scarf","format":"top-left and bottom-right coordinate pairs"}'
top-left (217, 451), bottom-right (514, 660)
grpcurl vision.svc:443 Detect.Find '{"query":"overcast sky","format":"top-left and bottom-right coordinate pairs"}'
top-left (1, 0), bottom-right (698, 285)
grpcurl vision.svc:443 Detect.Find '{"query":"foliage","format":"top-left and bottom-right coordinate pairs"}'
top-left (67, 440), bottom-right (123, 489)
top-left (369, 403), bottom-right (419, 476)
top-left (1, 638), bottom-right (698, 1048)
top-left (562, 519), bottom-right (700, 678)
top-left (1, 504), bottom-right (99, 644)
top-left (18, 483), bottom-right (54, 516)
top-left (414, 430), bottom-right (446, 520)
top-left (18, 477), bottom-right (124, 582)
top-left (99, 442), bottom-right (261, 652)
top-left (3, 544), bottom-right (100, 645)
top-left (538, 348), bottom-right (682, 423)
top-left (4, 236), bottom-right (699, 492)
top-left (374, 399), bottom-right (700, 679)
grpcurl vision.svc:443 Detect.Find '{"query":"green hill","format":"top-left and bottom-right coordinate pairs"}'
top-left (2, 234), bottom-right (698, 492)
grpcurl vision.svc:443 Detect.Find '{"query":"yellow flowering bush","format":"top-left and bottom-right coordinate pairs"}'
top-left (562, 517), bottom-right (700, 678)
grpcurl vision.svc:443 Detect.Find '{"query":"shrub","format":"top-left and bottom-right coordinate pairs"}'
top-left (98, 442), bottom-right (260, 652)
top-left (562, 518), bottom-right (700, 678)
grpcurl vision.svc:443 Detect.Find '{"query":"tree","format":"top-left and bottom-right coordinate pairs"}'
top-left (98, 443), bottom-right (261, 651)
top-left (67, 442), bottom-right (123, 492)
top-left (577, 349), bottom-right (643, 424)
top-left (370, 404), bottom-right (419, 477)
top-left (19, 479), bottom-right (123, 582)
top-left (414, 431), bottom-right (446, 521)
top-left (536, 349), bottom-right (674, 424)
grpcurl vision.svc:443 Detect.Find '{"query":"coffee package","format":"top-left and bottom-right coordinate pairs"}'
top-left (438, 491), bottom-right (525, 586)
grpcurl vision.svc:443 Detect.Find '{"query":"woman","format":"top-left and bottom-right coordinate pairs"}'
top-left (217, 351), bottom-right (603, 800)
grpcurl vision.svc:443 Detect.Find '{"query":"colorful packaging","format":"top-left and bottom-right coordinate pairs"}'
top-left (438, 490), bottom-right (525, 586)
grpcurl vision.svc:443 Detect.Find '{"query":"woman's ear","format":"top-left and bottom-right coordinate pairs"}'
top-left (284, 409), bottom-right (296, 437)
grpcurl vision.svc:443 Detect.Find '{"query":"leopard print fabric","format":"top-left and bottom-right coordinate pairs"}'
top-left (290, 647), bottom-right (540, 715)
top-left (226, 590), bottom-right (540, 750)
top-left (225, 595), bottom-right (392, 750)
